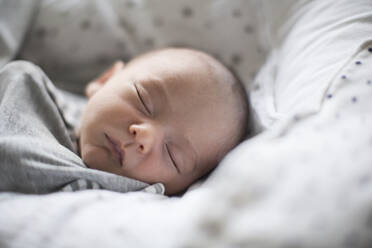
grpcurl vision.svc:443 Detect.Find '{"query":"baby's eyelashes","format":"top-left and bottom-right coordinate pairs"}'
top-left (165, 143), bottom-right (181, 174)
top-left (134, 82), bottom-right (154, 117)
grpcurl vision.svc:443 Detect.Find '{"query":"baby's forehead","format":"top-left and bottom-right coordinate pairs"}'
top-left (129, 49), bottom-right (227, 78)
top-left (127, 49), bottom-right (231, 92)
top-left (129, 48), bottom-right (210, 65)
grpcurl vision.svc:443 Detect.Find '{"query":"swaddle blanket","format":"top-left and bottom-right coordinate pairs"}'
top-left (0, 60), bottom-right (164, 195)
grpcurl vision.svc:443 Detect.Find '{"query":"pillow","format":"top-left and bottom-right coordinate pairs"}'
top-left (16, 0), bottom-right (294, 94)
top-left (250, 0), bottom-right (372, 129)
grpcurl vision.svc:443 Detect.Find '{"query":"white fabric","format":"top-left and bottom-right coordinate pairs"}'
top-left (17, 0), bottom-right (296, 93)
top-left (251, 0), bottom-right (372, 129)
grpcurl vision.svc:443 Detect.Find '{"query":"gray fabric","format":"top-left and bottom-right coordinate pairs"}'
top-left (0, 0), bottom-right (40, 68)
top-left (0, 60), bottom-right (164, 194)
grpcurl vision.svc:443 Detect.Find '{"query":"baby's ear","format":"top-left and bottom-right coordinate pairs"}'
top-left (85, 61), bottom-right (125, 98)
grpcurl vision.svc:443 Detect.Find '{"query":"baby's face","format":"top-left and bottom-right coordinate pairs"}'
top-left (79, 49), bottom-right (239, 195)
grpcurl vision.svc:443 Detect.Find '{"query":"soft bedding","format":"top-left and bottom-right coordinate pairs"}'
top-left (1, 48), bottom-right (372, 247)
top-left (1, 0), bottom-right (372, 247)
top-left (250, 0), bottom-right (372, 129)
top-left (16, 0), bottom-right (297, 94)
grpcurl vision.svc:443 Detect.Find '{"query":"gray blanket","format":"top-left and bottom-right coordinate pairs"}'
top-left (0, 61), bottom-right (164, 195)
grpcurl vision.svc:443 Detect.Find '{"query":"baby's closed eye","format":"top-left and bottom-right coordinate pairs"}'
top-left (134, 82), bottom-right (154, 116)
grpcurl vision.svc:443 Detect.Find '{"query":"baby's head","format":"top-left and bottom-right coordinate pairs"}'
top-left (79, 48), bottom-right (249, 195)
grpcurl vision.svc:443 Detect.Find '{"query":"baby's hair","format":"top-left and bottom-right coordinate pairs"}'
top-left (194, 68), bottom-right (252, 185)
top-left (203, 52), bottom-right (253, 144)
top-left (225, 65), bottom-right (254, 141)
top-left (185, 50), bottom-right (253, 185)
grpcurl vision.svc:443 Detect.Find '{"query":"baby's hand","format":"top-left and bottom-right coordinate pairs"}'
top-left (85, 61), bottom-right (125, 98)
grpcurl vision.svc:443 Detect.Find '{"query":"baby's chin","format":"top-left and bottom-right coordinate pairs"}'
top-left (81, 144), bottom-right (104, 169)
top-left (81, 142), bottom-right (129, 177)
top-left (80, 143), bottom-right (109, 170)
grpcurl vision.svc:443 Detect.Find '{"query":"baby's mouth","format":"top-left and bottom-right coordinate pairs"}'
top-left (104, 133), bottom-right (124, 167)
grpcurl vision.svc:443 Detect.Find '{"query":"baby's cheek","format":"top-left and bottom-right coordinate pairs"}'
top-left (165, 172), bottom-right (198, 195)
top-left (81, 144), bottom-right (108, 170)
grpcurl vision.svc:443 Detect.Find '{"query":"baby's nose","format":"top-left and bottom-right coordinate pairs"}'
top-left (128, 123), bottom-right (159, 154)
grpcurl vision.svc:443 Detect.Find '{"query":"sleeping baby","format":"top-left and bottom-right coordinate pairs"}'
top-left (0, 47), bottom-right (250, 196)
top-left (78, 48), bottom-right (250, 195)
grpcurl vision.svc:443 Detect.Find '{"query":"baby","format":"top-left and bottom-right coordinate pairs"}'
top-left (78, 48), bottom-right (250, 195)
